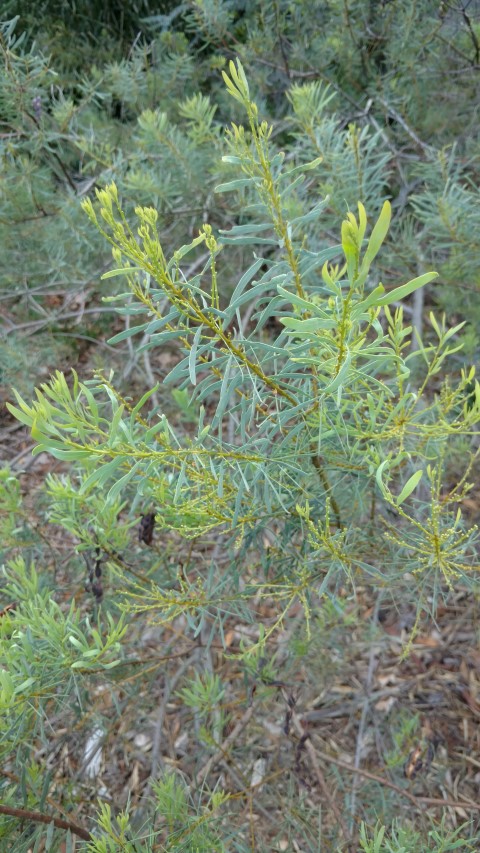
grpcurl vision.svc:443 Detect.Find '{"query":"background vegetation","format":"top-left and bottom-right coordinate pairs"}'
top-left (1, 2), bottom-right (480, 851)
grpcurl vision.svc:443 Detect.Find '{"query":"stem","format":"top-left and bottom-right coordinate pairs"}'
top-left (312, 454), bottom-right (342, 528)
top-left (312, 744), bottom-right (480, 812)
top-left (0, 804), bottom-right (91, 842)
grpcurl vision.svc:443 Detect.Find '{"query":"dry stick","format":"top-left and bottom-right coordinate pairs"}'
top-left (410, 257), bottom-right (427, 354)
top-left (290, 710), bottom-right (352, 850)
top-left (377, 97), bottom-right (434, 155)
top-left (2, 306), bottom-right (119, 336)
top-left (0, 768), bottom-right (81, 829)
top-left (218, 760), bottom-right (278, 826)
top-left (219, 757), bottom-right (275, 852)
top-left (311, 741), bottom-right (480, 813)
top-left (349, 600), bottom-right (381, 831)
top-left (459, 5), bottom-right (480, 65)
top-left (143, 350), bottom-right (161, 410)
top-left (8, 443), bottom-right (37, 469)
top-left (0, 804), bottom-right (91, 842)
top-left (200, 617), bottom-right (224, 754)
top-left (142, 654), bottom-right (196, 804)
top-left (196, 704), bottom-right (255, 784)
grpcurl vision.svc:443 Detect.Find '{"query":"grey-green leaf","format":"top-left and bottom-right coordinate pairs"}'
top-left (396, 469), bottom-right (423, 505)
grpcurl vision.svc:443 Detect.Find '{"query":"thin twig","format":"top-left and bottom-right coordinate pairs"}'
top-left (311, 454), bottom-right (342, 528)
top-left (377, 97), bottom-right (434, 154)
top-left (142, 654), bottom-right (195, 803)
top-left (2, 306), bottom-right (118, 336)
top-left (460, 3), bottom-right (480, 65)
top-left (218, 760), bottom-right (277, 825)
top-left (8, 444), bottom-right (37, 469)
top-left (196, 704), bottom-right (255, 783)
top-left (349, 597), bottom-right (383, 836)
top-left (410, 258), bottom-right (426, 353)
top-left (131, 653), bottom-right (199, 833)
top-left (291, 709), bottom-right (352, 849)
top-left (0, 804), bottom-right (91, 842)
top-left (312, 741), bottom-right (480, 812)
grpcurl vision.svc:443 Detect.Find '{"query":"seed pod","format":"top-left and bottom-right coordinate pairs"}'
top-left (139, 512), bottom-right (155, 545)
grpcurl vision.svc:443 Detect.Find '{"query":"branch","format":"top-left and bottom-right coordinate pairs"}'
top-left (377, 97), bottom-right (433, 154)
top-left (312, 454), bottom-right (342, 528)
top-left (0, 804), bottom-right (91, 842)
top-left (461, 2), bottom-right (480, 65)
top-left (311, 742), bottom-right (480, 812)
top-left (290, 708), bottom-right (353, 850)
top-left (196, 704), bottom-right (255, 783)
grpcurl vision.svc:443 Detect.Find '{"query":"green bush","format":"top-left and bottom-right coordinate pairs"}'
top-left (2, 2), bottom-right (480, 398)
top-left (2, 58), bottom-right (479, 850)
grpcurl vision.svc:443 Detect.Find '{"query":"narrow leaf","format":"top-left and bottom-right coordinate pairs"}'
top-left (5, 403), bottom-right (33, 428)
top-left (108, 323), bottom-right (149, 344)
top-left (101, 267), bottom-right (143, 279)
top-left (375, 459), bottom-right (390, 497)
top-left (131, 385), bottom-right (160, 417)
top-left (376, 272), bottom-right (438, 306)
top-left (215, 178), bottom-right (256, 193)
top-left (220, 223), bottom-right (272, 235)
top-left (281, 156), bottom-right (323, 179)
top-left (80, 458), bottom-right (123, 493)
top-left (396, 469), bottom-right (423, 505)
top-left (107, 460), bottom-right (142, 502)
top-left (189, 325), bottom-right (203, 386)
top-left (361, 200), bottom-right (391, 270)
top-left (229, 257), bottom-right (265, 306)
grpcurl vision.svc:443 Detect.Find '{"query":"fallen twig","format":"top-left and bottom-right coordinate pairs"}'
top-left (196, 704), bottom-right (255, 783)
top-left (311, 740), bottom-right (480, 813)
top-left (0, 804), bottom-right (91, 842)
top-left (290, 709), bottom-right (353, 850)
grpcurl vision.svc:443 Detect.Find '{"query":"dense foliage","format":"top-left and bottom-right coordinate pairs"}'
top-left (2, 2), bottom-right (480, 396)
top-left (1, 3), bottom-right (480, 851)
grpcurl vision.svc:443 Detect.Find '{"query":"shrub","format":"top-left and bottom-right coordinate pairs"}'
top-left (2, 59), bottom-right (479, 850)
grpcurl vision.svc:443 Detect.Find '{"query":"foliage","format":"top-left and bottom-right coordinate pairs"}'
top-left (2, 1), bottom-right (480, 396)
top-left (2, 0), bottom-right (480, 847)
top-left (0, 14), bottom-right (226, 396)
top-left (359, 817), bottom-right (478, 852)
top-left (84, 779), bottom-right (228, 852)
top-left (1, 54), bottom-right (480, 850)
top-left (0, 0), bottom-right (177, 67)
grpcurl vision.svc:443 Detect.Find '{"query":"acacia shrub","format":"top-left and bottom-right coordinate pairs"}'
top-left (1, 59), bottom-right (480, 851)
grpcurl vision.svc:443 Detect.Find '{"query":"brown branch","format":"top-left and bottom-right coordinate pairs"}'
top-left (22, 109), bottom-right (77, 192)
top-left (311, 743), bottom-right (480, 812)
top-left (196, 704), bottom-right (255, 783)
top-left (461, 3), bottom-right (480, 65)
top-left (291, 710), bottom-right (353, 850)
top-left (0, 804), bottom-right (91, 842)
